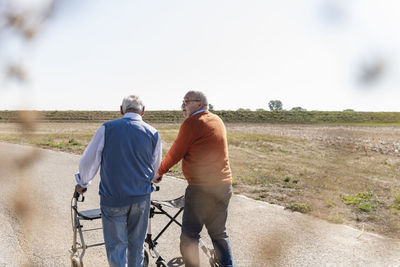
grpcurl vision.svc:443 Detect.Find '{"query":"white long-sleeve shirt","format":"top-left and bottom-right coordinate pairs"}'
top-left (75, 113), bottom-right (162, 187)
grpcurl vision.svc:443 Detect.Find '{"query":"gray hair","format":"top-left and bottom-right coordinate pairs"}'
top-left (121, 95), bottom-right (144, 113)
top-left (186, 90), bottom-right (208, 107)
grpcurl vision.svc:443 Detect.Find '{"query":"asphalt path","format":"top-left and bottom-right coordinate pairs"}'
top-left (1, 142), bottom-right (400, 266)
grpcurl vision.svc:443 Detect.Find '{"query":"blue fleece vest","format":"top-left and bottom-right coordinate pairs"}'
top-left (99, 117), bottom-right (159, 207)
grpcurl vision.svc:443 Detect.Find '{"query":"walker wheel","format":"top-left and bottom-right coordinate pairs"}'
top-left (209, 250), bottom-right (220, 267)
top-left (156, 261), bottom-right (167, 267)
top-left (143, 250), bottom-right (149, 267)
top-left (209, 258), bottom-right (216, 267)
top-left (71, 257), bottom-right (82, 267)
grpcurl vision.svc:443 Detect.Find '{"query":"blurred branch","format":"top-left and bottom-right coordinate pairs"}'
top-left (358, 57), bottom-right (386, 85)
top-left (0, 0), bottom-right (58, 40)
top-left (5, 63), bottom-right (27, 83)
top-left (0, 0), bottom-right (61, 83)
top-left (0, 1), bottom-right (66, 264)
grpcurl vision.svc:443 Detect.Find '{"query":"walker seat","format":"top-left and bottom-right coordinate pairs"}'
top-left (77, 208), bottom-right (102, 220)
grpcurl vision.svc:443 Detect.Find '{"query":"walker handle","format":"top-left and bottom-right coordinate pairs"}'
top-left (152, 183), bottom-right (160, 192)
top-left (73, 189), bottom-right (86, 201)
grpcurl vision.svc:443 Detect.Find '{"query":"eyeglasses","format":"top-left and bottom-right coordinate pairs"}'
top-left (182, 99), bottom-right (201, 105)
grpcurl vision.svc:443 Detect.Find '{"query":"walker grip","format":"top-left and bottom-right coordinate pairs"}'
top-left (73, 189), bottom-right (86, 201)
top-left (151, 183), bottom-right (160, 192)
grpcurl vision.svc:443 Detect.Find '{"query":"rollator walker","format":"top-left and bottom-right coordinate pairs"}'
top-left (69, 186), bottom-right (220, 267)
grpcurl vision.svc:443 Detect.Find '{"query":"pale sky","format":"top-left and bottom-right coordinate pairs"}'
top-left (1, 0), bottom-right (400, 111)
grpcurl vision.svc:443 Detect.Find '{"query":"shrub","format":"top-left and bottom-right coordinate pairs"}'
top-left (285, 202), bottom-right (311, 213)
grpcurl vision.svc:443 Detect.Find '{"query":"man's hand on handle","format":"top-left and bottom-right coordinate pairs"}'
top-left (75, 184), bottom-right (87, 194)
top-left (153, 173), bottom-right (163, 184)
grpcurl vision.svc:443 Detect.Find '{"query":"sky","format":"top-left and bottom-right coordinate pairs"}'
top-left (1, 0), bottom-right (400, 111)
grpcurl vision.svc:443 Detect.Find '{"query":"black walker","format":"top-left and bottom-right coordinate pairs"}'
top-left (69, 186), bottom-right (220, 267)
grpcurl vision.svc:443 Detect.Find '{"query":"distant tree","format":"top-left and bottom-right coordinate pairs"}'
top-left (256, 108), bottom-right (265, 111)
top-left (268, 100), bottom-right (283, 111)
top-left (208, 103), bottom-right (214, 111)
top-left (343, 109), bottom-right (354, 112)
top-left (291, 107), bottom-right (306, 111)
top-left (236, 108), bottom-right (251, 111)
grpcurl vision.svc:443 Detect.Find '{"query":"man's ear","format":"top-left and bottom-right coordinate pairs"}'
top-left (120, 106), bottom-right (124, 115)
top-left (141, 106), bottom-right (145, 116)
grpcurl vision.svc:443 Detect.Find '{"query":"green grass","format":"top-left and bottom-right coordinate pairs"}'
top-left (359, 203), bottom-right (376, 212)
top-left (2, 110), bottom-right (400, 125)
top-left (395, 193), bottom-right (400, 203)
top-left (0, 136), bottom-right (20, 142)
top-left (326, 200), bottom-right (336, 208)
top-left (285, 202), bottom-right (312, 213)
top-left (34, 138), bottom-right (83, 151)
top-left (328, 214), bottom-right (344, 224)
top-left (0, 133), bottom-right (92, 153)
top-left (341, 191), bottom-right (379, 213)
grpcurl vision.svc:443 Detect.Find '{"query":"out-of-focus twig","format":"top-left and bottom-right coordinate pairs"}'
top-left (0, 1), bottom-right (65, 265)
top-left (358, 57), bottom-right (386, 85)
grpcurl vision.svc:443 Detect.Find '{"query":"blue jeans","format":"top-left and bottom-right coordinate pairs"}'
top-left (181, 184), bottom-right (235, 267)
top-left (101, 198), bottom-right (150, 267)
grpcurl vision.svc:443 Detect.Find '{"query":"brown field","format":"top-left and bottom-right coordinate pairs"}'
top-left (1, 122), bottom-right (399, 238)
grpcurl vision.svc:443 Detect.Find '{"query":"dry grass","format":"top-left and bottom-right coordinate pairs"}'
top-left (1, 122), bottom-right (399, 238)
top-left (225, 123), bottom-right (400, 238)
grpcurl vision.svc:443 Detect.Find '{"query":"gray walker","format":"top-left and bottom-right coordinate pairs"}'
top-left (69, 191), bottom-right (103, 267)
top-left (69, 186), bottom-right (220, 267)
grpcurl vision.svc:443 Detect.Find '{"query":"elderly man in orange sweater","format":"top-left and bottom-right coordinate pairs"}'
top-left (154, 91), bottom-right (234, 267)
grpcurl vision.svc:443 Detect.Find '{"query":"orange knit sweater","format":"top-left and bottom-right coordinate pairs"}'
top-left (158, 111), bottom-right (232, 186)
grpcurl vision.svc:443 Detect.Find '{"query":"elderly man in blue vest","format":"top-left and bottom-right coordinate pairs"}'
top-left (75, 95), bottom-right (162, 267)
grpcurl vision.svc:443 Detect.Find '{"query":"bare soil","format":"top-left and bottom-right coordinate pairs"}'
top-left (226, 123), bottom-right (400, 156)
top-left (224, 123), bottom-right (400, 238)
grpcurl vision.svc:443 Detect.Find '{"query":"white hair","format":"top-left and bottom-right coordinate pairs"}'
top-left (186, 90), bottom-right (208, 107)
top-left (121, 95), bottom-right (144, 113)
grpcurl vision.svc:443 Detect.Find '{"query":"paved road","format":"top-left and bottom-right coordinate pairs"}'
top-left (1, 142), bottom-right (400, 266)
